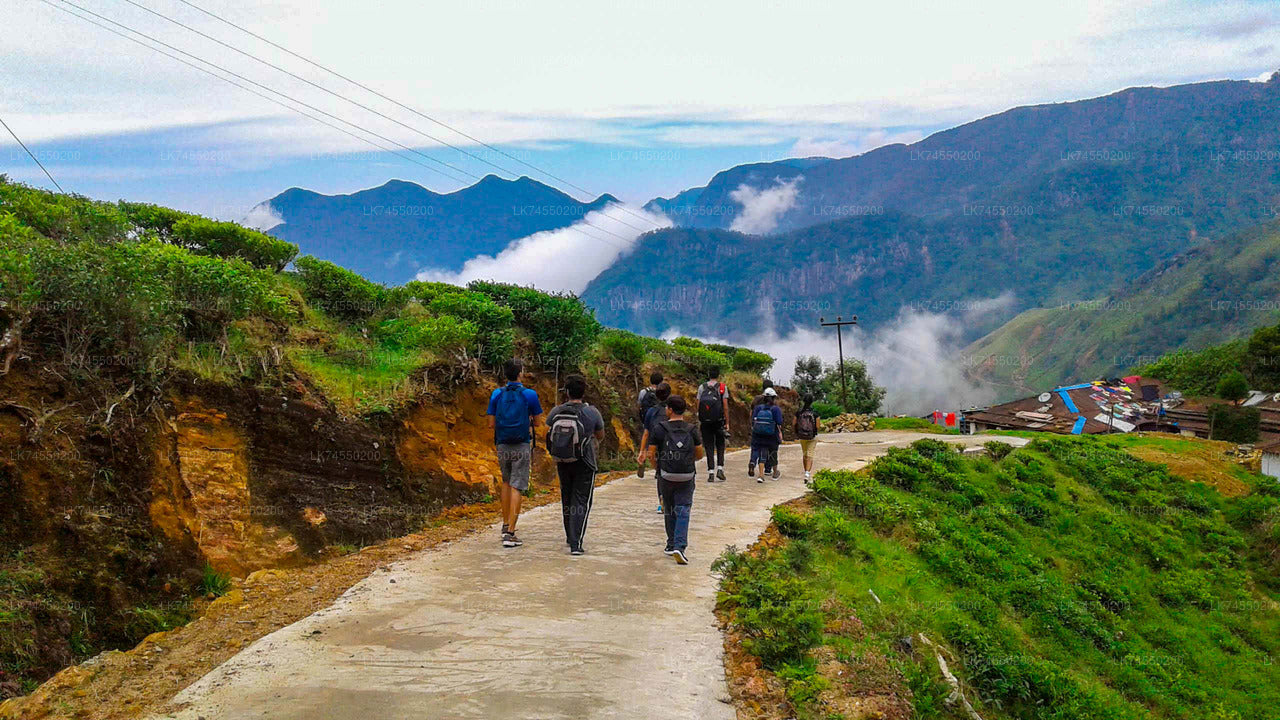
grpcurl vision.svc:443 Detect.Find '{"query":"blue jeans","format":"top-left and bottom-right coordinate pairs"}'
top-left (658, 476), bottom-right (695, 551)
top-left (750, 439), bottom-right (778, 472)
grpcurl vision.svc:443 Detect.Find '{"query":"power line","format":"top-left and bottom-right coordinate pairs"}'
top-left (37, 1), bottom-right (473, 188)
top-left (153, 0), bottom-right (662, 233)
top-left (1, 115), bottom-right (64, 192)
top-left (41, 0), bottom-right (647, 251)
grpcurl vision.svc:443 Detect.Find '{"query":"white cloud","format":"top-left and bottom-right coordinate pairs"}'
top-left (241, 202), bottom-right (284, 231)
top-left (790, 129), bottom-right (927, 159)
top-left (728, 177), bottom-right (802, 234)
top-left (416, 204), bottom-right (670, 294)
top-left (682, 298), bottom-right (1011, 416)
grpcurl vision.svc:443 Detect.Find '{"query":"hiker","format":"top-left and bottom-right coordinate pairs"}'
top-left (645, 395), bottom-right (704, 565)
top-left (749, 387), bottom-right (783, 482)
top-left (795, 394), bottom-right (820, 485)
top-left (636, 382), bottom-right (672, 513)
top-left (486, 358), bottom-right (543, 548)
top-left (636, 370), bottom-right (663, 478)
top-left (545, 374), bottom-right (605, 556)
top-left (697, 367), bottom-right (730, 482)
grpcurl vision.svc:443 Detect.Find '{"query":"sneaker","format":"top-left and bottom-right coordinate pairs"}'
top-left (570, 547), bottom-right (584, 556)
top-left (747, 465), bottom-right (755, 477)
top-left (501, 524), bottom-right (509, 536)
top-left (663, 546), bottom-right (676, 555)
top-left (656, 504), bottom-right (664, 514)
top-left (672, 549), bottom-right (688, 565)
top-left (804, 471), bottom-right (812, 485)
top-left (772, 467), bottom-right (780, 479)
top-left (502, 533), bottom-right (523, 548)
top-left (717, 468), bottom-right (726, 481)
top-left (706, 471), bottom-right (715, 483)
top-left (757, 476), bottom-right (764, 484)
top-left (638, 463), bottom-right (645, 478)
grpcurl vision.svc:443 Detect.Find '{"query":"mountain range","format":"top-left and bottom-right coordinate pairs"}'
top-left (256, 72), bottom-right (1280, 400)
top-left (252, 175), bottom-right (616, 284)
top-left (582, 73), bottom-right (1280, 347)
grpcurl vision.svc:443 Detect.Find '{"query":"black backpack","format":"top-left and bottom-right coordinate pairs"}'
top-left (638, 387), bottom-right (658, 417)
top-left (546, 404), bottom-right (588, 463)
top-left (795, 409), bottom-right (817, 440)
top-left (697, 382), bottom-right (724, 423)
top-left (657, 420), bottom-right (697, 482)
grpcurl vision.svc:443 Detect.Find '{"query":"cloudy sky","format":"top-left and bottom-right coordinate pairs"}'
top-left (3, 0), bottom-right (1279, 218)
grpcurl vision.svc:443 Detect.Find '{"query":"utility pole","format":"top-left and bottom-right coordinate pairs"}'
top-left (819, 315), bottom-right (858, 411)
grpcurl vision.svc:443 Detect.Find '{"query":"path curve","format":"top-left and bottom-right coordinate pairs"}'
top-left (154, 431), bottom-right (1019, 720)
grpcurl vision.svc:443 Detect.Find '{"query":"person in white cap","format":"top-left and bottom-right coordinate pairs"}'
top-left (748, 386), bottom-right (783, 481)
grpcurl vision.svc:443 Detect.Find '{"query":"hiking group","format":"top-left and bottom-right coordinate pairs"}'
top-left (487, 358), bottom-right (822, 565)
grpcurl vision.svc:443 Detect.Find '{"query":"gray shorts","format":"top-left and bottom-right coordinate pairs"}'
top-left (497, 442), bottom-right (532, 491)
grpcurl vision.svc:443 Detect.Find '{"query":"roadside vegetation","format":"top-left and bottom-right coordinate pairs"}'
top-left (716, 435), bottom-right (1280, 719)
top-left (0, 178), bottom-right (778, 695)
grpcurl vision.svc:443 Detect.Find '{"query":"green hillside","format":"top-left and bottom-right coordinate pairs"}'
top-left (717, 436), bottom-right (1280, 719)
top-left (964, 220), bottom-right (1280, 396)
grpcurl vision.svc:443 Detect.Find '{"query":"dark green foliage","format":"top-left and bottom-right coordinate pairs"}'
top-left (984, 441), bottom-right (1015, 460)
top-left (198, 565), bottom-right (232, 597)
top-left (1216, 370), bottom-right (1250, 403)
top-left (818, 358), bottom-right (885, 415)
top-left (598, 329), bottom-right (645, 366)
top-left (1242, 324), bottom-right (1280, 391)
top-left (672, 343), bottom-right (729, 377)
top-left (293, 255), bottom-right (390, 321)
top-left (169, 217), bottom-right (298, 271)
top-left (468, 281), bottom-right (602, 369)
top-left (1208, 404), bottom-right (1261, 443)
top-left (117, 200), bottom-right (189, 241)
top-left (712, 547), bottom-right (824, 668)
top-left (730, 348), bottom-right (774, 374)
top-left (4, 230), bottom-right (292, 372)
top-left (426, 292), bottom-right (515, 365)
top-left (0, 178), bottom-right (128, 243)
top-left (1135, 341), bottom-right (1249, 397)
top-left (810, 400), bottom-right (842, 419)
top-left (791, 355), bottom-right (823, 400)
top-left (372, 304), bottom-right (477, 353)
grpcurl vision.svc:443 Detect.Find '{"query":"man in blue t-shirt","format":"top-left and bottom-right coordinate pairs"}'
top-left (487, 358), bottom-right (544, 548)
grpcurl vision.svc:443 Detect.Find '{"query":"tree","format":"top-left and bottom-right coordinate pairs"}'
top-left (792, 355), bottom-right (824, 400)
top-left (1243, 324), bottom-right (1280, 392)
top-left (1216, 370), bottom-right (1249, 405)
top-left (818, 359), bottom-right (885, 415)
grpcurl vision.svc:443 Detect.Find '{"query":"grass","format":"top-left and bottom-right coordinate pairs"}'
top-left (717, 435), bottom-right (1280, 719)
top-left (197, 564), bottom-right (232, 598)
top-left (873, 416), bottom-right (961, 434)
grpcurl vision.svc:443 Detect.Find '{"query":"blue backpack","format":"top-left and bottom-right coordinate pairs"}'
top-left (494, 385), bottom-right (531, 444)
top-left (752, 405), bottom-right (777, 437)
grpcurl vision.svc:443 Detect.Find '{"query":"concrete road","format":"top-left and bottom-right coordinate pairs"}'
top-left (155, 431), bottom-right (1021, 720)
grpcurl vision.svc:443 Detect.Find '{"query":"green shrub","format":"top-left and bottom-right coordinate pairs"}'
top-left (811, 400), bottom-right (843, 419)
top-left (672, 336), bottom-right (704, 348)
top-left (12, 236), bottom-right (291, 370)
top-left (118, 200), bottom-right (190, 241)
top-left (1135, 341), bottom-right (1247, 397)
top-left (294, 255), bottom-right (389, 321)
top-left (599, 329), bottom-right (645, 366)
top-left (713, 548), bottom-right (823, 668)
top-left (1208, 404), bottom-right (1261, 443)
top-left (373, 305), bottom-right (477, 354)
top-left (170, 217), bottom-right (297, 271)
top-left (731, 348), bottom-right (775, 374)
top-left (426, 292), bottom-right (515, 364)
top-left (673, 343), bottom-right (730, 377)
top-left (0, 178), bottom-right (128, 242)
top-left (198, 564), bottom-right (232, 597)
top-left (1216, 370), bottom-right (1250, 403)
top-left (984, 441), bottom-right (1015, 460)
top-left (467, 281), bottom-right (602, 368)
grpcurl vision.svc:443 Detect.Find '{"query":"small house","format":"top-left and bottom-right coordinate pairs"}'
top-left (1261, 439), bottom-right (1280, 481)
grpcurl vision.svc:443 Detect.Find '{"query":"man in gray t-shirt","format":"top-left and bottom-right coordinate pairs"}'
top-left (545, 374), bottom-right (605, 555)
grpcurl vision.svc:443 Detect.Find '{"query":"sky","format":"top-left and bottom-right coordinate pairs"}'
top-left (3, 0), bottom-right (1280, 219)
